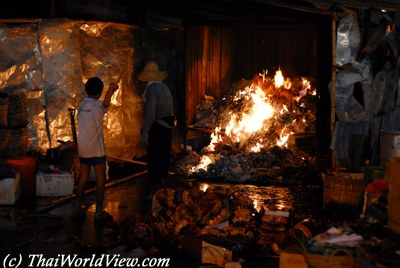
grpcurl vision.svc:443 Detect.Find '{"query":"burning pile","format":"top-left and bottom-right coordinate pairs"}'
top-left (174, 69), bottom-right (319, 182)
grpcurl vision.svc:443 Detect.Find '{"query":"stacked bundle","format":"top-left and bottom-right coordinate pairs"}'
top-left (1, 91), bottom-right (29, 157)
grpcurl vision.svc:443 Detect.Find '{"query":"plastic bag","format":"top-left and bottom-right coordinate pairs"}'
top-left (336, 14), bottom-right (361, 67)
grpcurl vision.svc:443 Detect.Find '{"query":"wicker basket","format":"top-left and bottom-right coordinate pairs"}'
top-left (0, 128), bottom-right (11, 153)
top-left (8, 92), bottom-right (28, 128)
top-left (0, 93), bottom-right (8, 127)
top-left (323, 173), bottom-right (366, 206)
top-left (5, 127), bottom-right (28, 157)
top-left (305, 248), bottom-right (357, 268)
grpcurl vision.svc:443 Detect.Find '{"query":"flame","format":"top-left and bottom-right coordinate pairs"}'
top-left (206, 126), bottom-right (222, 152)
top-left (259, 69), bottom-right (268, 83)
top-left (225, 85), bottom-right (274, 144)
top-left (189, 68), bottom-right (316, 173)
top-left (276, 126), bottom-right (293, 147)
top-left (253, 199), bottom-right (261, 213)
top-left (191, 155), bottom-right (213, 173)
top-left (250, 142), bottom-right (262, 152)
top-left (302, 77), bottom-right (311, 91)
top-left (277, 134), bottom-right (290, 147)
top-left (274, 69), bottom-right (284, 88)
top-left (200, 183), bottom-right (209, 192)
top-left (280, 105), bottom-right (289, 114)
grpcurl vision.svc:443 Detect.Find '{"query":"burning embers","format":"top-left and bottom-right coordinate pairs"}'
top-left (175, 69), bottom-right (318, 182)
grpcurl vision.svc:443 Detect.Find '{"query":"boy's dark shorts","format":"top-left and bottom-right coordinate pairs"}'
top-left (79, 156), bottom-right (106, 166)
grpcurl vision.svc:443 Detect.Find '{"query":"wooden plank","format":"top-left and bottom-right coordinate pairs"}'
top-left (106, 155), bottom-right (147, 166)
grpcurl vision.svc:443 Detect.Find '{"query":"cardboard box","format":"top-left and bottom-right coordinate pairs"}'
top-left (0, 173), bottom-right (20, 205)
top-left (202, 240), bottom-right (232, 267)
top-left (181, 237), bottom-right (232, 267)
top-left (36, 171), bottom-right (74, 197)
top-left (279, 250), bottom-right (308, 268)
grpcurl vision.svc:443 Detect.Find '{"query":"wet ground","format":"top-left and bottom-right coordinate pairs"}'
top-left (0, 170), bottom-right (151, 263)
top-left (2, 161), bottom-right (400, 268)
top-left (0, 163), bottom-right (288, 268)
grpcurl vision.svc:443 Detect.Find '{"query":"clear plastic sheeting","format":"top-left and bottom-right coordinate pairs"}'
top-left (336, 13), bottom-right (361, 67)
top-left (332, 59), bottom-right (372, 122)
top-left (381, 110), bottom-right (400, 132)
top-left (0, 23), bottom-right (43, 90)
top-left (0, 19), bottom-right (144, 159)
top-left (38, 20), bottom-right (83, 149)
top-left (331, 120), bottom-right (370, 170)
top-left (364, 67), bottom-right (398, 118)
top-left (79, 22), bottom-right (144, 159)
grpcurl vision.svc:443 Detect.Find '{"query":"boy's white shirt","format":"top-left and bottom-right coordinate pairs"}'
top-left (77, 97), bottom-right (106, 158)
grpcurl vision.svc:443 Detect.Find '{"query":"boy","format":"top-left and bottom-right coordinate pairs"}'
top-left (72, 77), bottom-right (117, 221)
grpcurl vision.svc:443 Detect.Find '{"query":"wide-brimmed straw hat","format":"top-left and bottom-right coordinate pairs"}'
top-left (137, 60), bottom-right (168, 81)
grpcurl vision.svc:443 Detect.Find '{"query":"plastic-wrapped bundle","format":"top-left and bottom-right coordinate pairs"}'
top-left (336, 14), bottom-right (361, 67)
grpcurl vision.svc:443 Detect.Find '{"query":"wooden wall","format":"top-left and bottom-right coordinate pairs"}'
top-left (235, 25), bottom-right (320, 79)
top-left (185, 25), bottom-right (236, 126)
top-left (185, 23), bottom-right (324, 126)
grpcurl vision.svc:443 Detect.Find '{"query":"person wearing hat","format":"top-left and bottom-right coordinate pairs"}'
top-left (138, 60), bottom-right (175, 196)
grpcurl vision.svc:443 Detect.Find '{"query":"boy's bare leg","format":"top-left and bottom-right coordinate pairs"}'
top-left (94, 162), bottom-right (107, 212)
top-left (75, 163), bottom-right (90, 208)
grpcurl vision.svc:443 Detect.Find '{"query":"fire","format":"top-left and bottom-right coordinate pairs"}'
top-left (253, 199), bottom-right (260, 213)
top-left (200, 183), bottom-right (209, 192)
top-left (225, 85), bottom-right (274, 144)
top-left (274, 68), bottom-right (292, 89)
top-left (189, 68), bottom-right (316, 175)
top-left (258, 69), bottom-right (268, 83)
top-left (277, 133), bottom-right (290, 147)
top-left (191, 155), bottom-right (213, 173)
top-left (250, 142), bottom-right (262, 153)
top-left (274, 69), bottom-right (284, 88)
top-left (206, 126), bottom-right (222, 152)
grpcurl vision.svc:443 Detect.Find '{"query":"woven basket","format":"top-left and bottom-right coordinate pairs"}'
top-left (305, 248), bottom-right (357, 268)
top-left (8, 92), bottom-right (28, 128)
top-left (5, 127), bottom-right (29, 157)
top-left (0, 128), bottom-right (11, 153)
top-left (0, 93), bottom-right (8, 127)
top-left (323, 173), bottom-right (366, 206)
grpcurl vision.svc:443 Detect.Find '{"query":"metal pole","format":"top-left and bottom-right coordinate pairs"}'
top-left (331, 13), bottom-right (337, 167)
top-left (68, 108), bottom-right (77, 143)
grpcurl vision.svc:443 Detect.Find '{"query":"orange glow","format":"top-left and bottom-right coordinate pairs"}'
top-left (274, 69), bottom-right (284, 88)
top-left (206, 126), bottom-right (222, 152)
top-left (191, 155), bottom-right (213, 173)
top-left (225, 85), bottom-right (274, 144)
top-left (190, 68), bottom-right (316, 172)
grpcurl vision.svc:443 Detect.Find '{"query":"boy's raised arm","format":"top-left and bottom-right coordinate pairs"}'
top-left (103, 82), bottom-right (118, 107)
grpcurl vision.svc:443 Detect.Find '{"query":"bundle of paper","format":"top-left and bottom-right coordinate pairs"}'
top-left (310, 227), bottom-right (363, 248)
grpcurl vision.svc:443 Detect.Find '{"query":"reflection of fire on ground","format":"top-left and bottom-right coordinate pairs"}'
top-left (174, 69), bottom-right (319, 183)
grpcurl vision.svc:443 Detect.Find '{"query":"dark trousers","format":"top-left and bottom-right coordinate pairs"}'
top-left (148, 122), bottom-right (172, 186)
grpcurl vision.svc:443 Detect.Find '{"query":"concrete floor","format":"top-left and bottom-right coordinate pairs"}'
top-left (0, 172), bottom-right (145, 247)
top-left (2, 162), bottom-right (400, 267)
top-left (0, 168), bottom-right (283, 268)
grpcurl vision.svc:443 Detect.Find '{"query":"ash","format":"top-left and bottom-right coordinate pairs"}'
top-left (172, 145), bottom-right (320, 185)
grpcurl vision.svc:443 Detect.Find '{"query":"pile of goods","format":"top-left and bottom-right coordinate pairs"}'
top-left (173, 145), bottom-right (320, 184)
top-left (118, 184), bottom-right (316, 256)
top-left (0, 91), bottom-right (29, 158)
